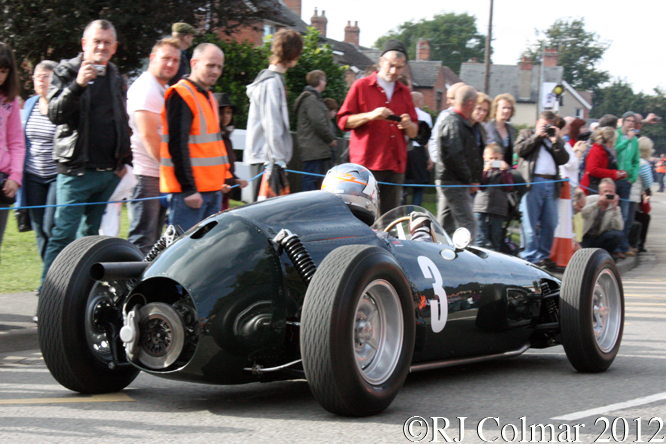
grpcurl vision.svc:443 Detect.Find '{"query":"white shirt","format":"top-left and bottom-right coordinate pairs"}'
top-left (533, 138), bottom-right (558, 176)
top-left (376, 76), bottom-right (396, 101)
top-left (559, 141), bottom-right (579, 188)
top-left (413, 107), bottom-right (432, 147)
top-left (127, 71), bottom-right (167, 177)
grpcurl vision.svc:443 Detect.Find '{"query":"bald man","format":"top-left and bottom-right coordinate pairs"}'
top-left (436, 85), bottom-right (483, 241)
top-left (429, 82), bottom-right (465, 223)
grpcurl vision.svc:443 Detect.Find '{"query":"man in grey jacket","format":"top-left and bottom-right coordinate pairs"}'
top-left (580, 178), bottom-right (624, 255)
top-left (514, 110), bottom-right (569, 268)
top-left (244, 28), bottom-right (303, 200)
top-left (294, 70), bottom-right (337, 191)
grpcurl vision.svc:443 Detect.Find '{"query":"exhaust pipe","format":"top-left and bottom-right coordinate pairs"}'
top-left (90, 262), bottom-right (150, 281)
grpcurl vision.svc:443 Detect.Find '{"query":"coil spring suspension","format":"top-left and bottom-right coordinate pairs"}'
top-left (544, 297), bottom-right (559, 323)
top-left (144, 225), bottom-right (184, 262)
top-left (273, 229), bottom-right (317, 284)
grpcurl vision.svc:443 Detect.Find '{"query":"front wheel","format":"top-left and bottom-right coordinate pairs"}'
top-left (300, 245), bottom-right (415, 416)
top-left (39, 236), bottom-right (143, 393)
top-left (560, 248), bottom-right (624, 373)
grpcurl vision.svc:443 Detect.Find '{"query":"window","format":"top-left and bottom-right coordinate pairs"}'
top-left (575, 108), bottom-right (584, 118)
top-left (263, 24), bottom-right (276, 37)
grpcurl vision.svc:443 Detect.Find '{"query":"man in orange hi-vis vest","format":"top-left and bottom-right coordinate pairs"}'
top-left (161, 43), bottom-right (232, 231)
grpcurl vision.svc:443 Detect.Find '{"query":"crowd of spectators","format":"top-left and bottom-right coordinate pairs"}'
top-left (1, 26), bottom-right (664, 294)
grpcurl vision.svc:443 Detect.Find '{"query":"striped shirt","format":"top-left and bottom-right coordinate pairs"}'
top-left (25, 105), bottom-right (57, 178)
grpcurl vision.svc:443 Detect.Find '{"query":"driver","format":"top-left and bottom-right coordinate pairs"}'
top-left (321, 163), bottom-right (434, 242)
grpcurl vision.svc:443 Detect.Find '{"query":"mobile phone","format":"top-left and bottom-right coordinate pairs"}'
top-left (386, 114), bottom-right (402, 122)
top-left (93, 64), bottom-right (107, 76)
top-left (491, 160), bottom-right (502, 168)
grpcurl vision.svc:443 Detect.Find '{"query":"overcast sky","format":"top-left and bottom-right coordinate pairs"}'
top-left (299, 0), bottom-right (665, 94)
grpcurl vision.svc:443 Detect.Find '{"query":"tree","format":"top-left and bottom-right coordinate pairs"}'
top-left (284, 29), bottom-right (348, 130)
top-left (522, 18), bottom-right (610, 93)
top-left (0, 0), bottom-right (279, 94)
top-left (374, 12), bottom-right (486, 75)
top-left (202, 28), bottom-right (348, 130)
top-left (591, 79), bottom-right (666, 155)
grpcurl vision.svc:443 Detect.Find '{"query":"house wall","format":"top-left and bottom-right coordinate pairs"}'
top-left (513, 103), bottom-right (537, 127)
top-left (413, 69), bottom-right (448, 112)
top-left (556, 94), bottom-right (590, 120)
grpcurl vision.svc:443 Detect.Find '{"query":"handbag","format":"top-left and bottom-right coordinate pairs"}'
top-left (14, 208), bottom-right (32, 232)
top-left (0, 172), bottom-right (16, 205)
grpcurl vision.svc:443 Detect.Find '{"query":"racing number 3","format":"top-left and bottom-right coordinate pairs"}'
top-left (417, 256), bottom-right (447, 333)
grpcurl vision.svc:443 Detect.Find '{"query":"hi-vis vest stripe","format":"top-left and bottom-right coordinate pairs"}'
top-left (160, 79), bottom-right (231, 193)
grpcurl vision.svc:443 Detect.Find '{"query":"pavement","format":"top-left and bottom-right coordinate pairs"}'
top-left (0, 189), bottom-right (660, 354)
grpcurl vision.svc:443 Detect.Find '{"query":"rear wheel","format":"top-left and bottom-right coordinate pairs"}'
top-left (560, 248), bottom-right (624, 372)
top-left (39, 236), bottom-right (142, 393)
top-left (301, 245), bottom-right (415, 416)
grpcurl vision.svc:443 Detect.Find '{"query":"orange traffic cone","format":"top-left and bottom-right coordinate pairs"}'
top-left (549, 181), bottom-right (577, 268)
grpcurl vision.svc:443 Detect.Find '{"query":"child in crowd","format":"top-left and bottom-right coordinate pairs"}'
top-left (473, 143), bottom-right (514, 251)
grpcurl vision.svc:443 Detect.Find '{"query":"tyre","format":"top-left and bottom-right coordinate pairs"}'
top-left (39, 236), bottom-right (143, 393)
top-left (300, 245), bottom-right (416, 416)
top-left (560, 248), bottom-right (624, 373)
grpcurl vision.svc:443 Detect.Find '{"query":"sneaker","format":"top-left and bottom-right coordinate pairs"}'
top-left (409, 211), bottom-right (432, 236)
top-left (613, 251), bottom-right (626, 260)
top-left (32, 315), bottom-right (38, 324)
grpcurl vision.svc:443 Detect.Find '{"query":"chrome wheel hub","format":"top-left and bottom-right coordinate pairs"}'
top-left (353, 279), bottom-right (403, 385)
top-left (592, 269), bottom-right (622, 353)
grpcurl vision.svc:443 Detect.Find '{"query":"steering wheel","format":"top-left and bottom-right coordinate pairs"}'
top-left (383, 216), bottom-right (437, 242)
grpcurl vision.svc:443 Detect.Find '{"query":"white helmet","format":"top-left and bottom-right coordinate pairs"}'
top-left (321, 163), bottom-right (378, 225)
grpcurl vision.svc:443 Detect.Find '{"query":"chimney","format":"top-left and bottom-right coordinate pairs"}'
top-left (520, 57), bottom-right (532, 71)
top-left (282, 0), bottom-right (301, 18)
top-left (543, 48), bottom-right (558, 67)
top-left (416, 38), bottom-right (430, 61)
top-left (310, 8), bottom-right (327, 37)
top-left (519, 57), bottom-right (533, 100)
top-left (344, 21), bottom-right (360, 48)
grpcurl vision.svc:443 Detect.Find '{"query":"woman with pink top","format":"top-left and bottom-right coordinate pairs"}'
top-left (0, 42), bottom-right (26, 262)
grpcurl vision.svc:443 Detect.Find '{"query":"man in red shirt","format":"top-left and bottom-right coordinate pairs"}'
top-left (338, 39), bottom-right (418, 215)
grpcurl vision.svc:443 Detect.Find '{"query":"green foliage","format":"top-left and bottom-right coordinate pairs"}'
top-left (0, 0), bottom-right (278, 96)
top-left (284, 29), bottom-right (348, 129)
top-left (199, 35), bottom-right (270, 130)
top-left (591, 80), bottom-right (666, 155)
top-left (374, 12), bottom-right (486, 75)
top-left (522, 18), bottom-right (610, 93)
top-left (421, 106), bottom-right (439, 122)
top-left (200, 29), bottom-right (348, 130)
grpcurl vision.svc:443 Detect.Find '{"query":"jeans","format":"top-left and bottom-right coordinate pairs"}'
top-left (475, 212), bottom-right (504, 251)
top-left (127, 175), bottom-right (167, 255)
top-left (0, 203), bottom-right (8, 264)
top-left (403, 187), bottom-right (425, 206)
top-left (581, 230), bottom-right (623, 256)
top-left (301, 158), bottom-right (332, 192)
top-left (615, 178), bottom-right (631, 230)
top-left (168, 190), bottom-right (222, 232)
top-left (618, 201), bottom-right (637, 252)
top-left (657, 172), bottom-right (665, 191)
top-left (520, 176), bottom-right (558, 263)
top-left (24, 172), bottom-right (57, 260)
top-left (440, 186), bottom-right (476, 242)
top-left (42, 170), bottom-right (120, 282)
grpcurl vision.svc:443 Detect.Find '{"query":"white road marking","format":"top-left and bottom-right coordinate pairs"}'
top-left (552, 391), bottom-right (666, 421)
top-left (0, 392), bottom-right (134, 405)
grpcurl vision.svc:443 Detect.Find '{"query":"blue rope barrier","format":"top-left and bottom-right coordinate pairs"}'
top-left (3, 167), bottom-right (631, 211)
top-left (1, 170), bottom-right (266, 212)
